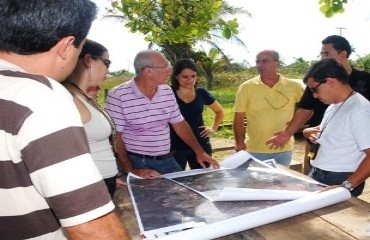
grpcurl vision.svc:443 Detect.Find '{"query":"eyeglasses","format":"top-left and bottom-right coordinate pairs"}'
top-left (264, 90), bottom-right (290, 110)
top-left (309, 80), bottom-right (326, 93)
top-left (93, 56), bottom-right (111, 69)
top-left (142, 64), bottom-right (172, 71)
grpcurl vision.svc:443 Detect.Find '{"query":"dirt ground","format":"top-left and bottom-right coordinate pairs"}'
top-left (211, 134), bottom-right (370, 202)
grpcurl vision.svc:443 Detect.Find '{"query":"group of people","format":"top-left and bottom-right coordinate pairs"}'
top-left (261, 35), bottom-right (370, 197)
top-left (97, 35), bottom-right (370, 202)
top-left (2, 0), bottom-right (370, 239)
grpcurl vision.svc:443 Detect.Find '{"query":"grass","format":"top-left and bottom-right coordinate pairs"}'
top-left (203, 88), bottom-right (235, 139)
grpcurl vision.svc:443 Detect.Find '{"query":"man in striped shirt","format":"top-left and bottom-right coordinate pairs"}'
top-left (106, 50), bottom-right (219, 179)
top-left (0, 1), bottom-right (129, 239)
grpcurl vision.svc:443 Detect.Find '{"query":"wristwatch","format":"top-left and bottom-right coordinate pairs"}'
top-left (341, 180), bottom-right (353, 191)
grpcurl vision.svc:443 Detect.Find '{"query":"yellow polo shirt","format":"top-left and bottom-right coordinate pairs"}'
top-left (234, 74), bottom-right (304, 153)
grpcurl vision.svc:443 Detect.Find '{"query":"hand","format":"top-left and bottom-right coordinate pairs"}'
top-left (266, 131), bottom-right (291, 149)
top-left (116, 177), bottom-right (127, 188)
top-left (196, 152), bottom-right (220, 169)
top-left (318, 184), bottom-right (341, 193)
top-left (302, 127), bottom-right (320, 143)
top-left (131, 169), bottom-right (162, 179)
top-left (199, 126), bottom-right (215, 138)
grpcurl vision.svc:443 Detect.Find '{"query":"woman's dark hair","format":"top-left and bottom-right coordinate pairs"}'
top-left (79, 39), bottom-right (108, 59)
top-left (171, 59), bottom-right (198, 90)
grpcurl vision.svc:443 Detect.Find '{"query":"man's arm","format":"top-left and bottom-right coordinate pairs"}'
top-left (266, 108), bottom-right (313, 148)
top-left (347, 148), bottom-right (370, 189)
top-left (171, 120), bottom-right (219, 168)
top-left (65, 211), bottom-right (130, 240)
top-left (114, 132), bottom-right (161, 179)
top-left (233, 112), bottom-right (246, 152)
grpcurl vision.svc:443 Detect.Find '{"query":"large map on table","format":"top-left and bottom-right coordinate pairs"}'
top-left (127, 151), bottom-right (351, 240)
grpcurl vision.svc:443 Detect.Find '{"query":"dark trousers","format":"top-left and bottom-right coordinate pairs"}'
top-left (104, 176), bottom-right (117, 199)
top-left (173, 142), bottom-right (212, 170)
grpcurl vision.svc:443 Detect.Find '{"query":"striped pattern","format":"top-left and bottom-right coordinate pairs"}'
top-left (105, 79), bottom-right (184, 156)
top-left (0, 60), bottom-right (114, 240)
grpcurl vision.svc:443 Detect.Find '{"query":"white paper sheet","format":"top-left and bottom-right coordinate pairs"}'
top-left (219, 150), bottom-right (255, 168)
top-left (202, 187), bottom-right (316, 201)
top-left (128, 152), bottom-right (350, 240)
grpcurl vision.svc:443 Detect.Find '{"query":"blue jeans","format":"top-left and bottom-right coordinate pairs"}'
top-left (128, 153), bottom-right (182, 174)
top-left (249, 151), bottom-right (292, 166)
top-left (308, 167), bottom-right (365, 197)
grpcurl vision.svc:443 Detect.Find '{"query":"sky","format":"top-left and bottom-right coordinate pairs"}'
top-left (88, 0), bottom-right (370, 72)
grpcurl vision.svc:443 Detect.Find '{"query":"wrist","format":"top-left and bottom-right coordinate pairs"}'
top-left (341, 180), bottom-right (353, 191)
top-left (284, 129), bottom-right (295, 137)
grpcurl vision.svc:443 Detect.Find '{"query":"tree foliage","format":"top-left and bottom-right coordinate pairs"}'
top-left (108, 0), bottom-right (247, 64)
top-left (196, 48), bottom-right (229, 90)
top-left (110, 0), bottom-right (235, 45)
top-left (352, 54), bottom-right (370, 72)
top-left (319, 0), bottom-right (348, 17)
top-left (112, 0), bottom-right (238, 46)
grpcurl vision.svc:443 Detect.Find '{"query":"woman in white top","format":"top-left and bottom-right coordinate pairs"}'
top-left (63, 40), bottom-right (119, 198)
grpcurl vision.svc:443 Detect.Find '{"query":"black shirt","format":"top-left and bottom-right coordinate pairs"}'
top-left (298, 68), bottom-right (370, 127)
top-left (170, 88), bottom-right (215, 151)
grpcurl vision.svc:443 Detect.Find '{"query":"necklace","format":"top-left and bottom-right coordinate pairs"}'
top-left (319, 90), bottom-right (354, 136)
top-left (65, 81), bottom-right (117, 152)
top-left (177, 89), bottom-right (195, 103)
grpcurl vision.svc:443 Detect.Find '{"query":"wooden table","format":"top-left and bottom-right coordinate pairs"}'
top-left (114, 172), bottom-right (370, 240)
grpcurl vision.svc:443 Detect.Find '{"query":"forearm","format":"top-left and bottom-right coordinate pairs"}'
top-left (209, 102), bottom-right (225, 132)
top-left (211, 111), bottom-right (225, 132)
top-left (347, 151), bottom-right (370, 188)
top-left (114, 132), bottom-right (134, 174)
top-left (285, 108), bottom-right (313, 136)
top-left (233, 113), bottom-right (245, 145)
top-left (65, 211), bottom-right (130, 240)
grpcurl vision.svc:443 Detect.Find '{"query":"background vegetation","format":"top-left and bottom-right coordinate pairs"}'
top-left (105, 0), bottom-right (369, 91)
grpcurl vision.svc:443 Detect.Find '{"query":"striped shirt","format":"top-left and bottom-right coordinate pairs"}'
top-left (105, 79), bottom-right (184, 156)
top-left (0, 60), bottom-right (114, 240)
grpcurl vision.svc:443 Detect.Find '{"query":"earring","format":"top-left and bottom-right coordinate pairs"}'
top-left (88, 66), bottom-right (92, 82)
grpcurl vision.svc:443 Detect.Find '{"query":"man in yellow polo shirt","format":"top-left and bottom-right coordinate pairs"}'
top-left (233, 50), bottom-right (304, 166)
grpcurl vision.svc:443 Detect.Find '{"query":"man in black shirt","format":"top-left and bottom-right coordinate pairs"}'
top-left (266, 35), bottom-right (370, 174)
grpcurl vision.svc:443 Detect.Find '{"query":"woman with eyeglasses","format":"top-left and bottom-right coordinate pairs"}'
top-left (170, 59), bottom-right (225, 170)
top-left (63, 39), bottom-right (121, 198)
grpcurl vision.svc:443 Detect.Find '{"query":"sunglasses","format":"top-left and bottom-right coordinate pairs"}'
top-left (264, 90), bottom-right (290, 110)
top-left (309, 79), bottom-right (327, 93)
top-left (93, 56), bottom-right (111, 69)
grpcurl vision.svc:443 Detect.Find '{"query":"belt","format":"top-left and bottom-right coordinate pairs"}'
top-left (126, 151), bottom-right (173, 160)
top-left (312, 167), bottom-right (329, 175)
top-left (312, 167), bottom-right (352, 175)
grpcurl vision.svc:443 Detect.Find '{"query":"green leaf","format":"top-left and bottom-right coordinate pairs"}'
top-left (223, 27), bottom-right (232, 39)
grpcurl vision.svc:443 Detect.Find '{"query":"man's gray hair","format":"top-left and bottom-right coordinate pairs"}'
top-left (133, 50), bottom-right (158, 74)
top-left (257, 50), bottom-right (280, 61)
